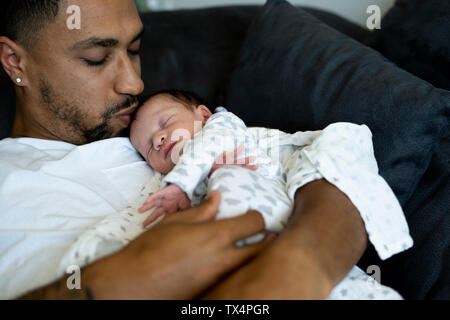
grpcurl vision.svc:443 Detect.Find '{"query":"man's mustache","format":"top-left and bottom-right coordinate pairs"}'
top-left (104, 95), bottom-right (139, 119)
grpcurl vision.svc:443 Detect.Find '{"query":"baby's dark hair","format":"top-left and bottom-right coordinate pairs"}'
top-left (130, 89), bottom-right (205, 125)
top-left (138, 89), bottom-right (205, 111)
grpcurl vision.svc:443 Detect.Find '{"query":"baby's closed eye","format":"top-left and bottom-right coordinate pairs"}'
top-left (161, 115), bottom-right (173, 128)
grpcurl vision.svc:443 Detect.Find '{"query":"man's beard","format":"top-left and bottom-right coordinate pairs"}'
top-left (39, 78), bottom-right (138, 144)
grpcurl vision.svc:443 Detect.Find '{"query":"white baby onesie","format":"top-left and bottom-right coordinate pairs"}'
top-left (162, 107), bottom-right (292, 236)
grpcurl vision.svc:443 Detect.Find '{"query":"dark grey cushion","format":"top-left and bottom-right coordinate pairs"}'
top-left (364, 0), bottom-right (450, 91)
top-left (138, 5), bottom-right (368, 106)
top-left (359, 0), bottom-right (450, 299)
top-left (225, 0), bottom-right (450, 207)
top-left (138, 6), bottom-right (261, 107)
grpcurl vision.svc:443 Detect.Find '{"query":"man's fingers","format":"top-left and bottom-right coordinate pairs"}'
top-left (168, 190), bottom-right (221, 223)
top-left (223, 233), bottom-right (276, 269)
top-left (213, 210), bottom-right (266, 243)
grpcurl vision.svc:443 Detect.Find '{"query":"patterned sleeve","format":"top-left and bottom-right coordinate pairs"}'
top-left (162, 111), bottom-right (251, 200)
top-left (282, 122), bottom-right (413, 260)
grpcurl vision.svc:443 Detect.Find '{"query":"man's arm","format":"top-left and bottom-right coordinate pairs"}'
top-left (203, 179), bottom-right (368, 299)
top-left (19, 275), bottom-right (94, 300)
top-left (19, 192), bottom-right (272, 299)
top-left (19, 180), bottom-right (365, 300)
top-left (203, 123), bottom-right (411, 299)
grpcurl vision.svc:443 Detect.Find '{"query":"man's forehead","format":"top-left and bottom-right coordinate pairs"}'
top-left (50, 0), bottom-right (143, 47)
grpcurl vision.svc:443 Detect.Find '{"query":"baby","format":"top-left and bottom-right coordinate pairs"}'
top-left (130, 90), bottom-right (293, 241)
top-left (57, 89), bottom-right (405, 299)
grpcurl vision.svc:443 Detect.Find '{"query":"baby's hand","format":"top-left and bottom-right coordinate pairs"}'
top-left (209, 144), bottom-right (258, 178)
top-left (138, 184), bottom-right (191, 227)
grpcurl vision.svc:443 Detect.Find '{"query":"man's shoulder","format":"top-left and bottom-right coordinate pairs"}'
top-left (0, 138), bottom-right (40, 159)
top-left (0, 137), bottom-right (140, 172)
top-left (0, 137), bottom-right (72, 162)
top-left (0, 137), bottom-right (72, 151)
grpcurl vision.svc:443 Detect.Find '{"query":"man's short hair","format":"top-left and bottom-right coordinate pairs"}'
top-left (1, 0), bottom-right (63, 49)
top-left (138, 89), bottom-right (205, 111)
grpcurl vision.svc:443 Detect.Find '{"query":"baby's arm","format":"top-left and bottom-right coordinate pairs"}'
top-left (163, 112), bottom-right (251, 199)
top-left (280, 123), bottom-right (413, 260)
top-left (139, 112), bottom-right (254, 225)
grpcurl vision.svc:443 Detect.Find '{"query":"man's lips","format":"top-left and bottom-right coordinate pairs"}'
top-left (164, 141), bottom-right (177, 159)
top-left (119, 114), bottom-right (132, 127)
top-left (116, 102), bottom-right (138, 127)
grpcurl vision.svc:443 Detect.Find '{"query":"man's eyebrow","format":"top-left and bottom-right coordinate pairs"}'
top-left (72, 27), bottom-right (144, 50)
top-left (73, 37), bottom-right (118, 50)
top-left (132, 27), bottom-right (145, 43)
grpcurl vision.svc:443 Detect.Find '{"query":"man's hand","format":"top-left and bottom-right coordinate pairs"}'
top-left (20, 191), bottom-right (272, 299)
top-left (138, 184), bottom-right (190, 226)
top-left (202, 179), bottom-right (368, 299)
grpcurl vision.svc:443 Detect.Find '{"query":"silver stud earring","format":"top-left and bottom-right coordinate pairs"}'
top-left (16, 77), bottom-right (22, 84)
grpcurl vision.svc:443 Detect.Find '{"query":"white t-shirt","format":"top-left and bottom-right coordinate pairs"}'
top-left (0, 123), bottom-right (414, 299)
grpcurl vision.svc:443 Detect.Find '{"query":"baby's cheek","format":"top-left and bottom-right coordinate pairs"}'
top-left (148, 154), bottom-right (158, 170)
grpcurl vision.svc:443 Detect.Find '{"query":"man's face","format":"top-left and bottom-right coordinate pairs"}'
top-left (130, 94), bottom-right (208, 175)
top-left (24, 0), bottom-right (144, 144)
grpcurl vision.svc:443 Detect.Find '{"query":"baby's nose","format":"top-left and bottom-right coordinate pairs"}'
top-left (154, 134), bottom-right (166, 150)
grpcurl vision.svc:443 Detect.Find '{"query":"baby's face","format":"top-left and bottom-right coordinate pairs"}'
top-left (130, 94), bottom-right (211, 174)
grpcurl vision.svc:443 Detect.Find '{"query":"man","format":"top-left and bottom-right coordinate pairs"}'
top-left (0, 0), bottom-right (412, 299)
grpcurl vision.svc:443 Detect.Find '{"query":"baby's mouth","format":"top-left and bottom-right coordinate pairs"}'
top-left (164, 141), bottom-right (177, 159)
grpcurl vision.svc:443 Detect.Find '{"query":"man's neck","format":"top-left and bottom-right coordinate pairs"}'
top-left (10, 98), bottom-right (66, 141)
top-left (9, 111), bottom-right (60, 141)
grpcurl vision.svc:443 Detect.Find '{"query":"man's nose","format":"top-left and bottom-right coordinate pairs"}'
top-left (114, 54), bottom-right (144, 97)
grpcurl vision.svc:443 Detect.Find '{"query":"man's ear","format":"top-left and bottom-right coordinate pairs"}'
top-left (196, 105), bottom-right (213, 122)
top-left (0, 36), bottom-right (26, 86)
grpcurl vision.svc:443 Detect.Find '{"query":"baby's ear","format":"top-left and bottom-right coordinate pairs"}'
top-left (197, 105), bottom-right (212, 121)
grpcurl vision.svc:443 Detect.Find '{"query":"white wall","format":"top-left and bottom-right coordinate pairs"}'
top-left (146, 0), bottom-right (395, 27)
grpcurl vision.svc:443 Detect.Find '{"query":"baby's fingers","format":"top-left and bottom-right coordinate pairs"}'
top-left (143, 207), bottom-right (166, 227)
top-left (138, 192), bottom-right (164, 213)
top-left (138, 202), bottom-right (157, 213)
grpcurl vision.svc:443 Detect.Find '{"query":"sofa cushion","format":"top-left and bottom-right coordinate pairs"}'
top-left (138, 5), bottom-right (368, 106)
top-left (139, 6), bottom-right (261, 107)
top-left (364, 0), bottom-right (450, 91)
top-left (225, 0), bottom-right (450, 207)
